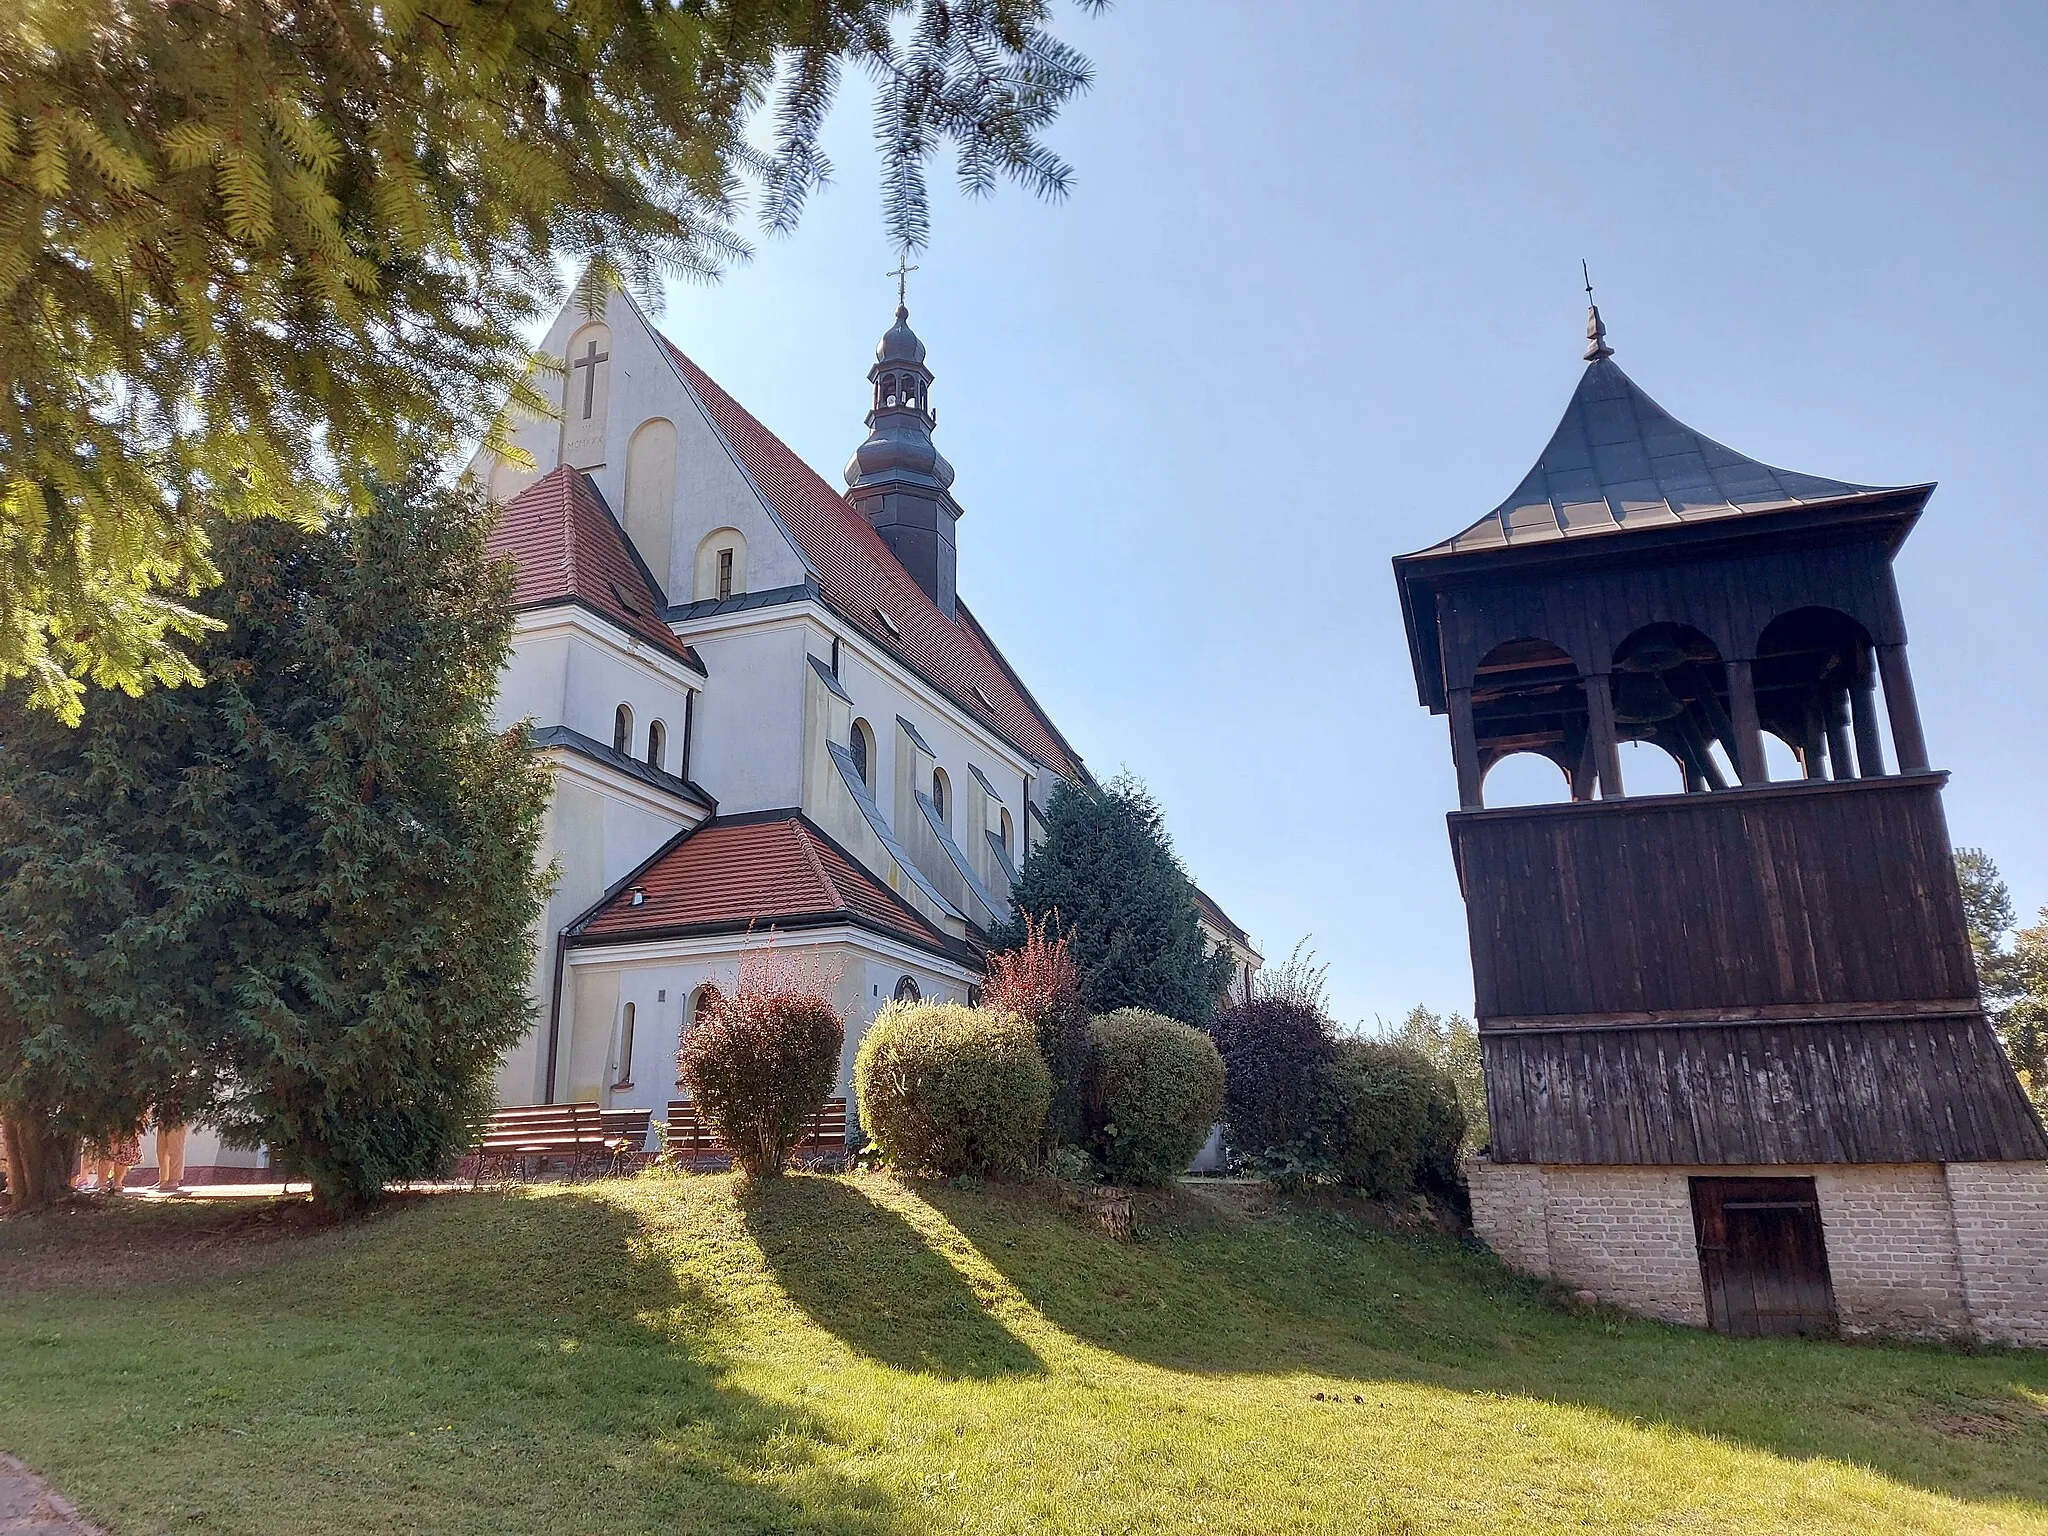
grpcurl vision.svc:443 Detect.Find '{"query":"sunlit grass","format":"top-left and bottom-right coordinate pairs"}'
top-left (2, 1173), bottom-right (2045, 1534)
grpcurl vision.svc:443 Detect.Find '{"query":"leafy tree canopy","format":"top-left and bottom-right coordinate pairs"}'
top-left (1954, 847), bottom-right (2047, 1116)
top-left (1002, 774), bottom-right (1234, 1026)
top-left (0, 472), bottom-right (552, 1213)
top-left (0, 0), bottom-right (1100, 721)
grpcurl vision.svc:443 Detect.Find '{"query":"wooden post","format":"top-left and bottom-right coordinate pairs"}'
top-left (1570, 732), bottom-right (1597, 802)
top-left (1801, 692), bottom-right (1828, 780)
top-left (1448, 687), bottom-right (1484, 810)
top-left (1876, 643), bottom-right (1930, 773)
top-left (1588, 672), bottom-right (1624, 799)
top-left (1824, 687), bottom-right (1857, 781)
top-left (1849, 666), bottom-right (1886, 778)
top-left (1726, 658), bottom-right (1768, 785)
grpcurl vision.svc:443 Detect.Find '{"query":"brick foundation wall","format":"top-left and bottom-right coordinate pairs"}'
top-left (1535, 1166), bottom-right (1708, 1327)
top-left (1945, 1162), bottom-right (2048, 1349)
top-left (1466, 1160), bottom-right (1547, 1274)
top-left (1813, 1165), bottom-right (1971, 1342)
top-left (1470, 1157), bottom-right (2048, 1346)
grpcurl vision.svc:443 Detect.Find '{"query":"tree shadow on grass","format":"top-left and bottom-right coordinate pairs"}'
top-left (739, 1175), bottom-right (1044, 1380)
top-left (0, 1186), bottom-right (911, 1536)
top-left (922, 1180), bottom-right (2048, 1513)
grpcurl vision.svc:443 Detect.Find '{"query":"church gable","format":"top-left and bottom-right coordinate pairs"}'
top-left (479, 287), bottom-right (811, 605)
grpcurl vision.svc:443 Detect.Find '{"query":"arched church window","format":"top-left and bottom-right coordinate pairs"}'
top-left (614, 1002), bottom-right (636, 1089)
top-left (613, 704), bottom-right (633, 756)
top-left (850, 718), bottom-right (874, 786)
top-left (931, 767), bottom-right (949, 824)
top-left (894, 975), bottom-right (921, 1004)
top-left (998, 806), bottom-right (1013, 852)
top-left (695, 528), bottom-right (748, 602)
top-left (646, 720), bottom-right (666, 772)
top-left (689, 984), bottom-right (724, 1029)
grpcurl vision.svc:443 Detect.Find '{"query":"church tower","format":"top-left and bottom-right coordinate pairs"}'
top-left (844, 300), bottom-right (964, 619)
top-left (1393, 302), bottom-right (2048, 1344)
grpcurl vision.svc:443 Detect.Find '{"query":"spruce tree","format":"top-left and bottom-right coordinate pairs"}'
top-left (1002, 775), bottom-right (1235, 1027)
top-left (0, 476), bottom-right (552, 1214)
top-left (0, 0), bottom-right (1100, 721)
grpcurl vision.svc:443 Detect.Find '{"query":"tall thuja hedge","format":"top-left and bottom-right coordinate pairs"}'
top-left (0, 698), bottom-right (209, 1208)
top-left (0, 475), bottom-right (552, 1214)
top-left (1001, 775), bottom-right (1234, 1026)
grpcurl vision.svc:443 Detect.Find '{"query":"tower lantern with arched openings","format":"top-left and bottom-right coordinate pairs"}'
top-left (1390, 297), bottom-right (2048, 1342)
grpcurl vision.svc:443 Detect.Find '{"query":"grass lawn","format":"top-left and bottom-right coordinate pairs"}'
top-left (2, 1174), bottom-right (2046, 1534)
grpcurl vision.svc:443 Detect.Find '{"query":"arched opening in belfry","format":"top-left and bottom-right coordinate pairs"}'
top-left (1481, 751), bottom-right (1574, 808)
top-left (1754, 607), bottom-right (1888, 782)
top-left (1469, 637), bottom-right (1591, 805)
top-left (1610, 623), bottom-right (1738, 792)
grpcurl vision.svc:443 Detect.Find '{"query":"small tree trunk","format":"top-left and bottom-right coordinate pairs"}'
top-left (2, 1113), bottom-right (80, 1213)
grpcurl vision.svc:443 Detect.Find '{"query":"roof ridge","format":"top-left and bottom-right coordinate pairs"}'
top-left (656, 332), bottom-right (1085, 780)
top-left (788, 816), bottom-right (847, 915)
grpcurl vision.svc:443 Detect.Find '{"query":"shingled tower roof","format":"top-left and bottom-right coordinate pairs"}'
top-left (1412, 338), bottom-right (1914, 559)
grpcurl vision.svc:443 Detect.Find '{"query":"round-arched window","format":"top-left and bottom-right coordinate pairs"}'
top-left (894, 975), bottom-right (921, 1004)
top-left (998, 807), bottom-right (1014, 852)
top-left (931, 767), bottom-right (949, 823)
top-left (613, 703), bottom-right (633, 756)
top-left (646, 719), bottom-right (666, 772)
top-left (850, 718), bottom-right (874, 787)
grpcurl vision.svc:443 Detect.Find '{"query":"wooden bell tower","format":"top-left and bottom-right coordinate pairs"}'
top-left (1393, 308), bottom-right (2047, 1340)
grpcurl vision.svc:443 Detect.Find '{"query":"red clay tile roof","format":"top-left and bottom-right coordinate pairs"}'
top-left (490, 466), bottom-right (701, 668)
top-left (662, 340), bottom-right (1086, 780)
top-left (573, 810), bottom-right (959, 958)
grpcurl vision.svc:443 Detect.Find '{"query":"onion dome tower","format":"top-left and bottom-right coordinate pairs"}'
top-left (844, 300), bottom-right (964, 619)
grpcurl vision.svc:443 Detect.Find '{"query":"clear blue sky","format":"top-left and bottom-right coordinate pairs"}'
top-left (651, 1), bottom-right (2048, 1028)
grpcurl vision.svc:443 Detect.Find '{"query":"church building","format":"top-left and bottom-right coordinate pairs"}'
top-left (468, 285), bottom-right (1260, 1133)
top-left (1395, 303), bottom-right (2048, 1346)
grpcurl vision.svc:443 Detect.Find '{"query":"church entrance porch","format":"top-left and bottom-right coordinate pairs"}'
top-left (1468, 1157), bottom-right (2048, 1347)
top-left (1689, 1176), bottom-right (1836, 1337)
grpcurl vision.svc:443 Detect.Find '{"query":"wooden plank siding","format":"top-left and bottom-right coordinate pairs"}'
top-left (1452, 775), bottom-right (1977, 1019)
top-left (1484, 1016), bottom-right (2047, 1165)
top-left (1457, 773), bottom-right (2048, 1165)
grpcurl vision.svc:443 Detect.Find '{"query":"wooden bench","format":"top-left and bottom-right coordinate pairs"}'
top-left (661, 1097), bottom-right (848, 1166)
top-left (471, 1103), bottom-right (648, 1184)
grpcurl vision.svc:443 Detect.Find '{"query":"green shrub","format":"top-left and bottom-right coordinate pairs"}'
top-left (854, 1003), bottom-right (1051, 1177)
top-left (1086, 1008), bottom-right (1225, 1187)
top-left (1321, 1040), bottom-right (1465, 1200)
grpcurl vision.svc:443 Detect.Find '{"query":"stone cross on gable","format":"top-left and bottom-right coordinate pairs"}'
top-left (573, 336), bottom-right (610, 420)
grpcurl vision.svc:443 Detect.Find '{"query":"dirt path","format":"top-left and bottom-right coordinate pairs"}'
top-left (0, 1453), bottom-right (106, 1535)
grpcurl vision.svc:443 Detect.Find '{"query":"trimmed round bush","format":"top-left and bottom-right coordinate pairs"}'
top-left (854, 1003), bottom-right (1051, 1177)
top-left (1087, 1008), bottom-right (1226, 1187)
top-left (1321, 1040), bottom-right (1466, 1199)
top-left (677, 980), bottom-right (844, 1180)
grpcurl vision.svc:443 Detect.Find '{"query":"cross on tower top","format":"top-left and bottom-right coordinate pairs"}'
top-left (888, 254), bottom-right (919, 311)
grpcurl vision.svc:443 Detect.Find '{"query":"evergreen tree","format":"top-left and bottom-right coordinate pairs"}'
top-left (0, 476), bottom-right (552, 1214)
top-left (0, 0), bottom-right (1100, 722)
top-left (1002, 775), bottom-right (1234, 1026)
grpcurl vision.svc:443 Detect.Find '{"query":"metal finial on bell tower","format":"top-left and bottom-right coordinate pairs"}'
top-left (1582, 260), bottom-right (1614, 362)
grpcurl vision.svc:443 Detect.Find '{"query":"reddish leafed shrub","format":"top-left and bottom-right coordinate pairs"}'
top-left (983, 911), bottom-right (1091, 1149)
top-left (1206, 995), bottom-right (1335, 1163)
top-left (677, 945), bottom-right (845, 1179)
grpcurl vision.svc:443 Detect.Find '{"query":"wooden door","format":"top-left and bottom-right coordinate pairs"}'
top-left (1689, 1177), bottom-right (1836, 1337)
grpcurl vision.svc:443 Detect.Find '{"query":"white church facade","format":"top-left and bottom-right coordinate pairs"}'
top-left (467, 286), bottom-right (1262, 1125)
